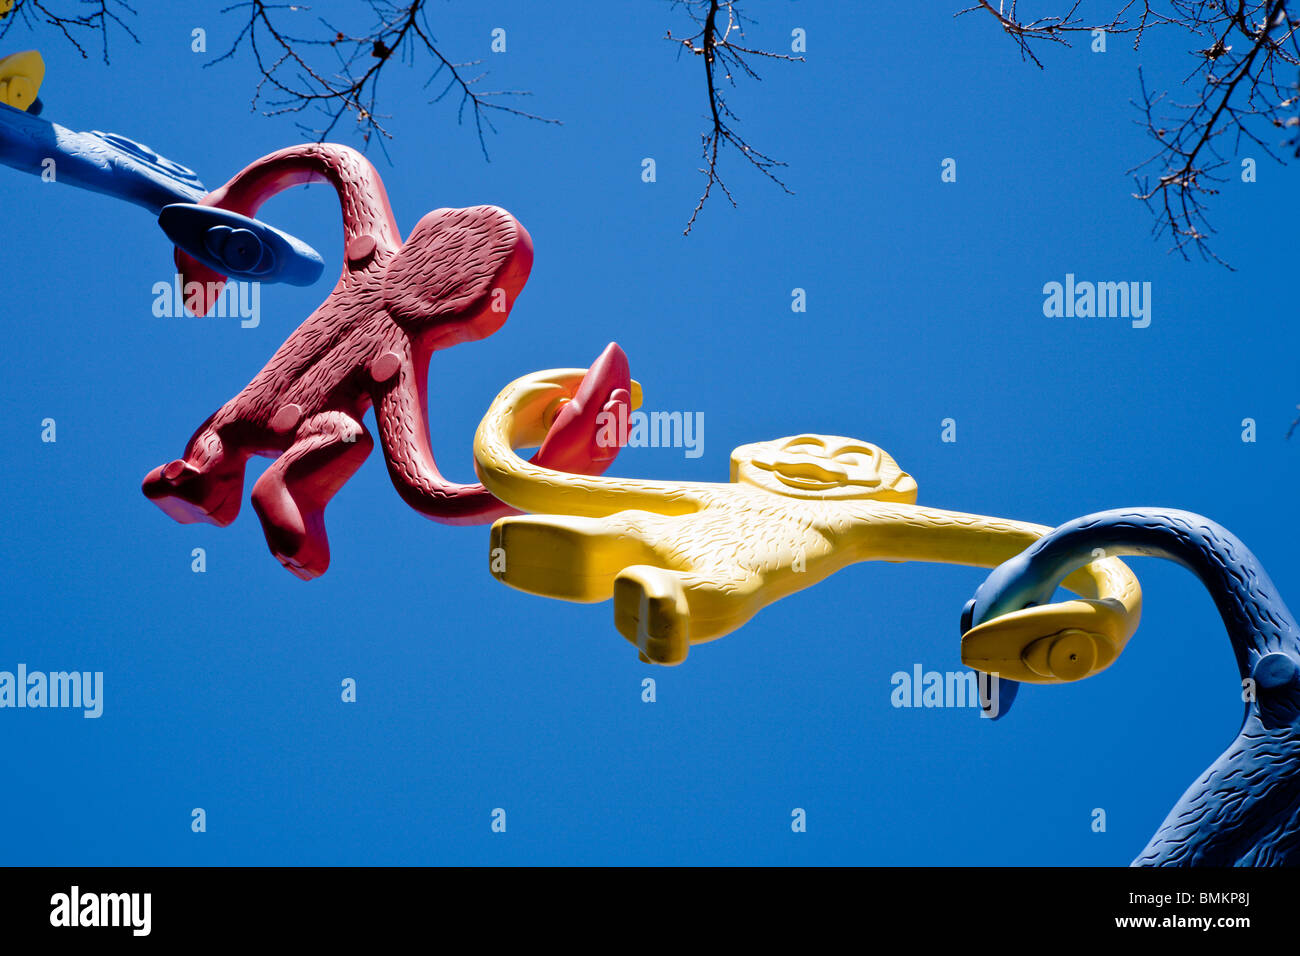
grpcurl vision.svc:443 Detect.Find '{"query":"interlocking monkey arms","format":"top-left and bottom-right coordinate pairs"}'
top-left (473, 365), bottom-right (1143, 672)
top-left (143, 143), bottom-right (634, 579)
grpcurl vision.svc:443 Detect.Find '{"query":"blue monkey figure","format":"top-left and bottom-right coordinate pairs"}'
top-left (964, 508), bottom-right (1300, 865)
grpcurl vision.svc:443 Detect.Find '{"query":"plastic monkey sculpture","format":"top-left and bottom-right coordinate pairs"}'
top-left (472, 365), bottom-right (1142, 668)
top-left (144, 143), bottom-right (633, 579)
top-left (965, 508), bottom-right (1300, 865)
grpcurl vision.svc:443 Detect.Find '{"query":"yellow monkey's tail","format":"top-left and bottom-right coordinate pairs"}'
top-left (474, 365), bottom-right (707, 519)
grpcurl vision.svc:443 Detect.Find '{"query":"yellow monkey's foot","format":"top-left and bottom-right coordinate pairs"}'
top-left (491, 515), bottom-right (593, 600)
top-left (0, 51), bottom-right (44, 112)
top-left (491, 513), bottom-right (651, 602)
top-left (615, 565), bottom-right (689, 666)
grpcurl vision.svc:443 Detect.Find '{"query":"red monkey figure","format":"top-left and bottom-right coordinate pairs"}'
top-left (143, 143), bottom-right (632, 580)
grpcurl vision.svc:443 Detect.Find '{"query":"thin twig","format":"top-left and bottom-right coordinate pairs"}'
top-left (0, 0), bottom-right (138, 63)
top-left (667, 0), bottom-right (802, 234)
top-left (209, 0), bottom-right (557, 158)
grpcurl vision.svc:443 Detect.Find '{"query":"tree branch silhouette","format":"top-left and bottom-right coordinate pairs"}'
top-left (666, 0), bottom-right (803, 234)
top-left (964, 1), bottom-right (1300, 268)
top-left (209, 0), bottom-right (556, 159)
top-left (0, 0), bottom-right (138, 63)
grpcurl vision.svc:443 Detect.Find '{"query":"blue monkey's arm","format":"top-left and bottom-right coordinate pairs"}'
top-left (0, 104), bottom-right (206, 209)
top-left (966, 508), bottom-right (1300, 865)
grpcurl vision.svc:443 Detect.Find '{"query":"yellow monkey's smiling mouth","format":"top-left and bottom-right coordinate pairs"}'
top-left (755, 456), bottom-right (872, 491)
top-left (773, 471), bottom-right (842, 490)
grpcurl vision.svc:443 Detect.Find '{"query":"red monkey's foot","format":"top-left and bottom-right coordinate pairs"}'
top-left (142, 459), bottom-right (244, 527)
top-left (250, 478), bottom-right (332, 581)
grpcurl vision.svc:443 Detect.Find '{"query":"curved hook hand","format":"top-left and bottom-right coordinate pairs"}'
top-left (967, 508), bottom-right (1300, 864)
top-left (533, 340), bottom-right (641, 474)
top-left (0, 50), bottom-right (43, 112)
top-left (158, 204), bottom-right (324, 287)
top-left (960, 516), bottom-right (1143, 718)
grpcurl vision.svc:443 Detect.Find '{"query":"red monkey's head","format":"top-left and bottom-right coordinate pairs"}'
top-left (382, 205), bottom-right (534, 349)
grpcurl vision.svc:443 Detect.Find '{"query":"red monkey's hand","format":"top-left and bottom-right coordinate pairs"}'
top-left (532, 342), bottom-right (638, 476)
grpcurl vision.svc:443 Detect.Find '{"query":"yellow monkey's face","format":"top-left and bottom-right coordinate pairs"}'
top-left (729, 435), bottom-right (918, 502)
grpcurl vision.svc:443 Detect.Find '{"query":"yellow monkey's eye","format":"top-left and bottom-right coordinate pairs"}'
top-left (834, 454), bottom-right (871, 471)
top-left (780, 437), bottom-right (826, 456)
top-left (834, 445), bottom-right (876, 459)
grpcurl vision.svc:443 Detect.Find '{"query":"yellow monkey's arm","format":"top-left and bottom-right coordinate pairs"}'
top-left (851, 503), bottom-right (1142, 683)
top-left (474, 367), bottom-right (709, 518)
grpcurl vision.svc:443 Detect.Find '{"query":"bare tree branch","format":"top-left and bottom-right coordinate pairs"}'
top-left (957, 0), bottom-right (1163, 67)
top-left (0, 0), bottom-right (138, 63)
top-left (3, 1), bottom-right (803, 231)
top-left (964, 1), bottom-right (1300, 268)
top-left (667, 0), bottom-right (803, 234)
top-left (209, 0), bottom-right (557, 159)
top-left (1129, 2), bottom-right (1298, 267)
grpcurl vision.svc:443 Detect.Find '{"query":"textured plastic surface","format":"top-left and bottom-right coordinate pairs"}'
top-left (0, 50), bottom-right (43, 112)
top-left (0, 94), bottom-right (207, 210)
top-left (144, 144), bottom-right (634, 579)
top-left (474, 367), bottom-right (1142, 667)
top-left (966, 508), bottom-right (1300, 865)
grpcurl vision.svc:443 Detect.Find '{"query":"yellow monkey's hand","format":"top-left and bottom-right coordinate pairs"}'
top-left (961, 597), bottom-right (1137, 683)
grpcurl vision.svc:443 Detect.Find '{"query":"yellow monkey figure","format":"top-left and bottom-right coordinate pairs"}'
top-left (473, 366), bottom-right (1143, 676)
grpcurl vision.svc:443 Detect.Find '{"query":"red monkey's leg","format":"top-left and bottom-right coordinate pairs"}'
top-left (142, 417), bottom-right (250, 527)
top-left (250, 411), bottom-right (374, 580)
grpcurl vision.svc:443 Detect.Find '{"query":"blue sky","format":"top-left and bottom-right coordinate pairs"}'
top-left (0, 0), bottom-right (1296, 865)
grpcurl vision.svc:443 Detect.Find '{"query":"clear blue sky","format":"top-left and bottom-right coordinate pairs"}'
top-left (1, 1), bottom-right (1296, 865)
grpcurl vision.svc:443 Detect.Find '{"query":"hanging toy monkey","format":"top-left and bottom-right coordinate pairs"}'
top-left (472, 364), bottom-right (1143, 672)
top-left (0, 49), bottom-right (323, 285)
top-left (144, 143), bottom-right (634, 579)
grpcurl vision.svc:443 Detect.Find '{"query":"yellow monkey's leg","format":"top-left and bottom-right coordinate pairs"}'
top-left (614, 567), bottom-right (768, 665)
top-left (614, 566), bottom-right (692, 665)
top-left (490, 513), bottom-right (661, 602)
